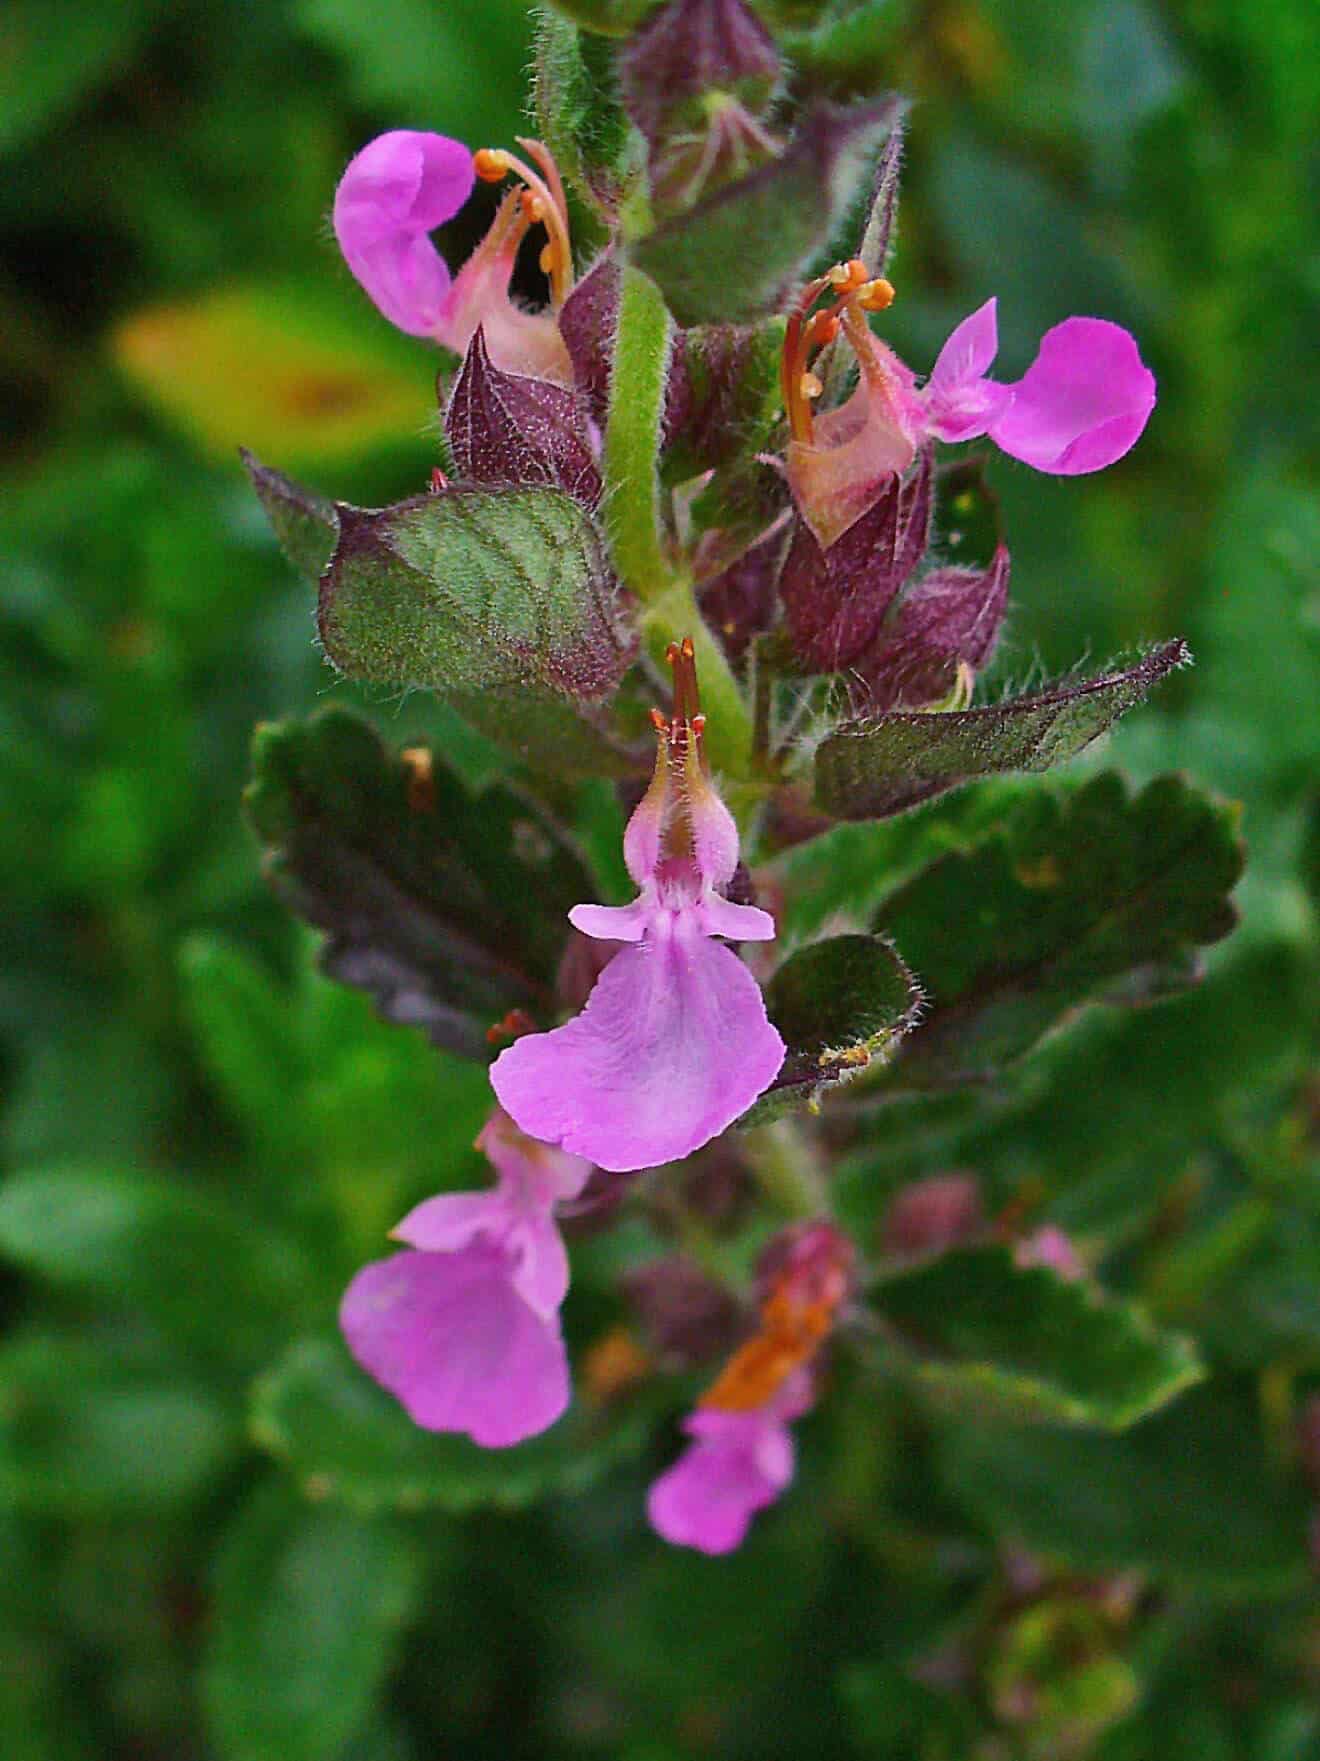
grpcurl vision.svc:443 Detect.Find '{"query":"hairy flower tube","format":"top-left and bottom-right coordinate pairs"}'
top-left (340, 1108), bottom-right (592, 1447)
top-left (491, 639), bottom-right (785, 1173)
top-left (333, 128), bottom-right (574, 381)
top-left (783, 263), bottom-right (1156, 547)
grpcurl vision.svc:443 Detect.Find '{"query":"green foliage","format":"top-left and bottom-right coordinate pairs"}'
top-left (603, 264), bottom-right (675, 597)
top-left (875, 1244), bottom-right (1202, 1428)
top-left (936, 1383), bottom-right (1309, 1597)
top-left (245, 708), bottom-right (595, 1060)
top-left (743, 932), bottom-right (923, 1122)
top-left (202, 1478), bottom-right (424, 1761)
top-left (875, 771), bottom-right (1243, 1081)
top-left (252, 1336), bottom-right (658, 1513)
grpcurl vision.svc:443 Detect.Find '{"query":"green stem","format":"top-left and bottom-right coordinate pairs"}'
top-left (603, 263), bottom-right (674, 602)
top-left (640, 579), bottom-right (756, 784)
top-left (741, 1118), bottom-right (828, 1220)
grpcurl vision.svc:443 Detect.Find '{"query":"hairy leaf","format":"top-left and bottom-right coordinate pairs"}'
top-left (251, 1336), bottom-right (657, 1514)
top-left (632, 98), bottom-right (903, 325)
top-left (445, 328), bottom-right (600, 505)
top-left (875, 771), bottom-right (1242, 1081)
top-left (318, 485), bottom-right (630, 699)
top-left (815, 640), bottom-right (1190, 819)
top-left (244, 709), bottom-right (594, 1059)
top-left (241, 449), bottom-right (339, 582)
top-left (876, 1244), bottom-right (1203, 1428)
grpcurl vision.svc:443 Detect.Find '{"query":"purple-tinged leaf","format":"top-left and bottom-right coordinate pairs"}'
top-left (815, 641), bottom-right (1191, 820)
top-left (856, 545), bottom-right (1010, 711)
top-left (445, 327), bottom-right (600, 506)
top-left (782, 450), bottom-right (932, 673)
top-left (318, 484), bottom-right (631, 700)
top-left (632, 97), bottom-right (904, 327)
top-left (244, 709), bottom-right (595, 1060)
top-left (700, 522), bottom-right (790, 663)
top-left (857, 118), bottom-right (904, 273)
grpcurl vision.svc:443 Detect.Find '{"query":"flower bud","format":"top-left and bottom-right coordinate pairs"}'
top-left (857, 543), bottom-right (1010, 710)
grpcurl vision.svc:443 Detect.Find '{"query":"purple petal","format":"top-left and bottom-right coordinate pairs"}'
top-left (646, 1408), bottom-right (795, 1554)
top-left (491, 914), bottom-right (785, 1172)
top-left (922, 300), bottom-right (1014, 444)
top-left (696, 894), bottom-right (776, 942)
top-left (392, 1189), bottom-right (510, 1254)
top-left (333, 131), bottom-right (475, 338)
top-left (989, 317), bottom-right (1156, 473)
top-left (930, 297), bottom-right (1000, 388)
top-left (340, 1244), bottom-right (569, 1447)
top-left (506, 1208), bottom-right (572, 1319)
top-left (569, 900), bottom-right (652, 943)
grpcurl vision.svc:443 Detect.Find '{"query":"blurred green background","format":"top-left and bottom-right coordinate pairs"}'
top-left (1, 1), bottom-right (1318, 1757)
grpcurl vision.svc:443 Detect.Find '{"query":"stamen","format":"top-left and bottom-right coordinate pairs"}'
top-left (781, 259), bottom-right (899, 442)
top-left (799, 370), bottom-right (824, 403)
top-left (665, 635), bottom-right (701, 727)
top-left (471, 142), bottom-right (574, 306)
top-left (856, 276), bottom-right (896, 312)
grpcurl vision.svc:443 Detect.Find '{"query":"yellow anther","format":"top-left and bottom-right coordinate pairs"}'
top-left (800, 370), bottom-right (824, 402)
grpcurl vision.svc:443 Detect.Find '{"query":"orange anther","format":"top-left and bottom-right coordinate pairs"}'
top-left (473, 147), bottom-right (508, 182)
top-left (856, 276), bottom-right (896, 312)
top-left (649, 706), bottom-right (669, 733)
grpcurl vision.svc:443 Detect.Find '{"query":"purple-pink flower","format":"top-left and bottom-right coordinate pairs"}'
top-left (647, 1370), bottom-right (812, 1554)
top-left (783, 265), bottom-right (1156, 548)
top-left (491, 639), bottom-right (785, 1173)
top-left (333, 129), bottom-right (574, 381)
top-left (339, 1108), bottom-right (592, 1447)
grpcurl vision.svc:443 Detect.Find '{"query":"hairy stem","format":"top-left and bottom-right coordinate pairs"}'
top-left (603, 263), bottom-right (675, 602)
top-left (741, 1117), bottom-right (828, 1219)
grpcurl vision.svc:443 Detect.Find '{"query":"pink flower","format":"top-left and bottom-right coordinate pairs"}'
top-left (333, 129), bottom-right (573, 381)
top-left (339, 1109), bottom-right (592, 1447)
top-left (783, 268), bottom-right (1156, 548)
top-left (919, 299), bottom-right (1157, 475)
top-left (491, 639), bottom-right (785, 1173)
top-left (647, 1370), bottom-right (812, 1554)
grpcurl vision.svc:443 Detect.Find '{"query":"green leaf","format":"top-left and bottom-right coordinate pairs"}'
top-left (875, 1244), bottom-right (1203, 1428)
top-left (935, 1382), bottom-right (1308, 1597)
top-left (631, 99), bottom-right (902, 326)
top-left (318, 486), bottom-right (632, 700)
top-left (202, 1478), bottom-right (423, 1761)
top-left (0, 1163), bottom-right (316, 1373)
top-left (534, 10), bottom-right (642, 222)
top-left (178, 935), bottom-right (312, 1158)
top-left (0, 1333), bottom-right (237, 1516)
top-left (251, 1336), bottom-right (656, 1514)
top-left (874, 771), bottom-right (1243, 1082)
top-left (245, 708), bottom-right (595, 1060)
top-left (240, 450), bottom-right (338, 583)
top-left (815, 641), bottom-right (1190, 820)
top-left (742, 933), bottom-right (922, 1122)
